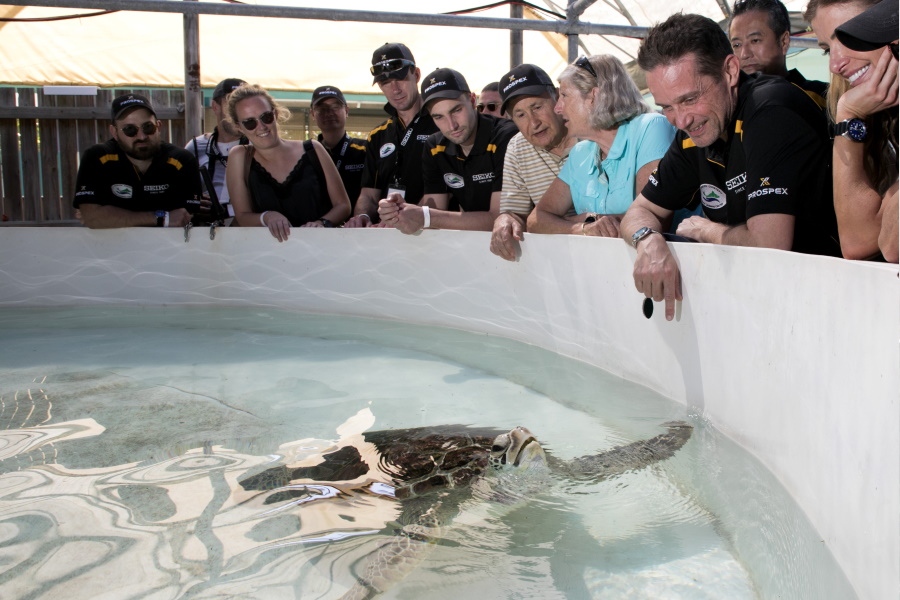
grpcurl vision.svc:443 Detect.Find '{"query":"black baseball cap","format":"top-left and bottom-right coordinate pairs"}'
top-left (371, 42), bottom-right (416, 84)
top-left (111, 94), bottom-right (156, 121)
top-left (421, 68), bottom-right (470, 109)
top-left (311, 86), bottom-right (347, 107)
top-left (499, 64), bottom-right (556, 115)
top-left (213, 78), bottom-right (246, 100)
top-left (835, 0), bottom-right (899, 58)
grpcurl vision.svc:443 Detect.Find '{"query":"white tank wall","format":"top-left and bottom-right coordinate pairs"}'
top-left (0, 227), bottom-right (897, 599)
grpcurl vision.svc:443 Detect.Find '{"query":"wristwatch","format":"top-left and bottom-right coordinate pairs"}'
top-left (631, 226), bottom-right (660, 248)
top-left (155, 210), bottom-right (167, 227)
top-left (832, 118), bottom-right (867, 142)
top-left (319, 218), bottom-right (334, 228)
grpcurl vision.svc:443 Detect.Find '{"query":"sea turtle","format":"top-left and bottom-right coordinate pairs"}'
top-left (238, 420), bottom-right (692, 599)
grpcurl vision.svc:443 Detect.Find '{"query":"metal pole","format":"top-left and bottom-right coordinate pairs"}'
top-left (2, 0), bottom-right (820, 48)
top-left (510, 3), bottom-right (523, 69)
top-left (183, 0), bottom-right (202, 139)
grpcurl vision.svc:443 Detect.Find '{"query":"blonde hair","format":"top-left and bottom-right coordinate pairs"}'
top-left (226, 83), bottom-right (291, 128)
top-left (805, 0), bottom-right (899, 194)
top-left (558, 55), bottom-right (651, 130)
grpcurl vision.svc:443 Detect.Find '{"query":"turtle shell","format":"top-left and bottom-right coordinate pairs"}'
top-left (239, 425), bottom-right (507, 502)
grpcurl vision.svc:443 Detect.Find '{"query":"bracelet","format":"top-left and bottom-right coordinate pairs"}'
top-left (422, 206), bottom-right (431, 229)
top-left (359, 213), bottom-right (371, 223)
top-left (259, 211), bottom-right (269, 227)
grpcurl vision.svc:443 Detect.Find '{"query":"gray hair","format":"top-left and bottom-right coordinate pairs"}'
top-left (558, 55), bottom-right (650, 130)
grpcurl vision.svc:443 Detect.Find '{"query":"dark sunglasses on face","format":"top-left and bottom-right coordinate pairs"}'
top-left (574, 55), bottom-right (598, 80)
top-left (476, 103), bottom-right (499, 113)
top-left (370, 58), bottom-right (415, 77)
top-left (118, 122), bottom-right (158, 137)
top-left (240, 110), bottom-right (276, 131)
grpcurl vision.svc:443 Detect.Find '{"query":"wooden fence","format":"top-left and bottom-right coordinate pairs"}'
top-left (0, 87), bottom-right (185, 225)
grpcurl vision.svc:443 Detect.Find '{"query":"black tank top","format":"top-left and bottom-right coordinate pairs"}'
top-left (248, 140), bottom-right (330, 226)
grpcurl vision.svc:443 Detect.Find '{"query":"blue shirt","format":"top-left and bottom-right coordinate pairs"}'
top-left (560, 112), bottom-right (675, 215)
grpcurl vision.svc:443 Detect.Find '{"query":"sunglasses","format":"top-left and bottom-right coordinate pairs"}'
top-left (370, 58), bottom-right (415, 77)
top-left (574, 55), bottom-right (598, 80)
top-left (476, 103), bottom-right (499, 113)
top-left (240, 110), bottom-right (275, 131)
top-left (118, 122), bottom-right (157, 137)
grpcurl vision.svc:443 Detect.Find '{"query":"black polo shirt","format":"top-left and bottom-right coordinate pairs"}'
top-left (73, 139), bottom-right (201, 211)
top-left (642, 73), bottom-right (840, 257)
top-left (786, 69), bottom-right (827, 111)
top-left (422, 114), bottom-right (518, 212)
top-left (360, 103), bottom-right (438, 203)
top-left (318, 132), bottom-right (366, 210)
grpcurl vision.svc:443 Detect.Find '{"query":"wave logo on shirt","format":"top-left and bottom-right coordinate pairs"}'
top-left (444, 173), bottom-right (465, 189)
top-left (379, 143), bottom-right (396, 158)
top-left (699, 184), bottom-right (726, 210)
top-left (111, 184), bottom-right (133, 199)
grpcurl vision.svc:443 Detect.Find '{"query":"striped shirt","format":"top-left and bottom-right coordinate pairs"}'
top-left (499, 132), bottom-right (570, 217)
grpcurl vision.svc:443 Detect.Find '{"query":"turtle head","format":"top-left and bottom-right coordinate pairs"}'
top-left (490, 426), bottom-right (547, 472)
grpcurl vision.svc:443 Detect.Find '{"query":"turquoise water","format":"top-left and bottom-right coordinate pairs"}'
top-left (0, 307), bottom-right (853, 599)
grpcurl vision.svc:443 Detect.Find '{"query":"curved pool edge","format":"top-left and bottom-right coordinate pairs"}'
top-left (1, 227), bottom-right (897, 599)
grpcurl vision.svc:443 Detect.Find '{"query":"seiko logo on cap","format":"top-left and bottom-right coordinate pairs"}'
top-left (380, 143), bottom-right (396, 158)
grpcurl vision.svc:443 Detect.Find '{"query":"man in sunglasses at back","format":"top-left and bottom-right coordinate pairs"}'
top-left (74, 94), bottom-right (201, 229)
top-left (344, 43), bottom-right (439, 227)
top-left (477, 82), bottom-right (506, 119)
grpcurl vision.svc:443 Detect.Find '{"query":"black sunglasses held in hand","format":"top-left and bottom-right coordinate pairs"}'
top-left (476, 103), bottom-right (498, 113)
top-left (240, 111), bottom-right (276, 131)
top-left (118, 122), bottom-right (158, 137)
top-left (370, 58), bottom-right (415, 77)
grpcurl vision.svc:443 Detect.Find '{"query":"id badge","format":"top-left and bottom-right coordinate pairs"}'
top-left (387, 183), bottom-right (406, 200)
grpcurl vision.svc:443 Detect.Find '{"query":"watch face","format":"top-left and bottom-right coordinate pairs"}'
top-left (846, 119), bottom-right (867, 142)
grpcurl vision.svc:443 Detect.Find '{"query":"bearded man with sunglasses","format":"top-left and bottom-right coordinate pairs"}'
top-left (74, 94), bottom-right (201, 229)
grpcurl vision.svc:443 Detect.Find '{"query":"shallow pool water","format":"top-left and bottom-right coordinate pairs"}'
top-left (0, 307), bottom-right (852, 599)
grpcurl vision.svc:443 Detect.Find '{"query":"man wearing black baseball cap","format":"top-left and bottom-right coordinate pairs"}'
top-left (378, 67), bottom-right (517, 233)
top-left (836, 0), bottom-right (899, 59)
top-left (490, 64), bottom-right (576, 261)
top-left (186, 77), bottom-right (248, 222)
top-left (74, 93), bottom-right (200, 229)
top-left (344, 42), bottom-right (439, 227)
top-left (311, 85), bottom-right (367, 213)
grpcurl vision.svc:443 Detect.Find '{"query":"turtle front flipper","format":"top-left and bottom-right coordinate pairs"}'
top-left (339, 495), bottom-right (451, 600)
top-left (565, 421), bottom-right (693, 479)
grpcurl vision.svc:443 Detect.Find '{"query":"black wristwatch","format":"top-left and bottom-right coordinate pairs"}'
top-left (155, 210), bottom-right (167, 227)
top-left (319, 218), bottom-right (334, 228)
top-left (832, 118), bottom-right (867, 142)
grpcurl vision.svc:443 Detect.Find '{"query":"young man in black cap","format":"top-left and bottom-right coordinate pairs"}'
top-left (344, 43), bottom-right (439, 227)
top-left (74, 94), bottom-right (201, 229)
top-left (378, 68), bottom-right (518, 233)
top-left (310, 85), bottom-right (367, 214)
top-left (186, 77), bottom-right (247, 221)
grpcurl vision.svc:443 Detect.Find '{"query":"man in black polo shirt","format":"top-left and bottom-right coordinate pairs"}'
top-left (620, 13), bottom-right (840, 320)
top-left (344, 43), bottom-right (438, 227)
top-left (728, 0), bottom-right (827, 108)
top-left (74, 94), bottom-right (200, 229)
top-left (310, 85), bottom-right (367, 215)
top-left (378, 68), bottom-right (518, 233)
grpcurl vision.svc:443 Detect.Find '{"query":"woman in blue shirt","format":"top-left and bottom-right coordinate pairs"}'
top-left (529, 54), bottom-right (677, 238)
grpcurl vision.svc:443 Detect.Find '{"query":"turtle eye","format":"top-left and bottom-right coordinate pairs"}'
top-left (491, 444), bottom-right (505, 453)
